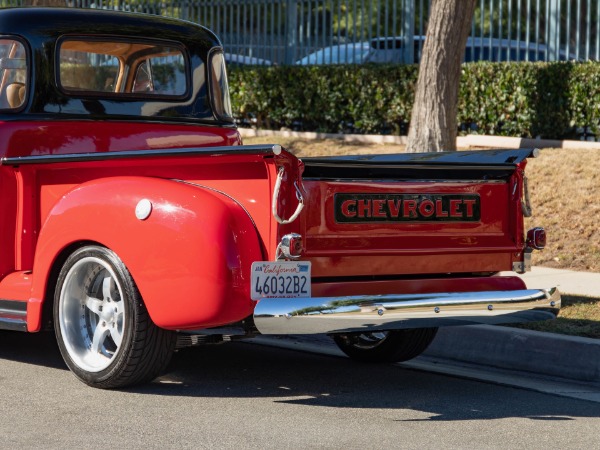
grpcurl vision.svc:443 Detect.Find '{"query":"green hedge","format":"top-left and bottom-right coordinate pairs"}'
top-left (228, 61), bottom-right (600, 139)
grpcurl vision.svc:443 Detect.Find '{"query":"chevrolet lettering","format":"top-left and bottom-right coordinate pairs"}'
top-left (335, 193), bottom-right (480, 223)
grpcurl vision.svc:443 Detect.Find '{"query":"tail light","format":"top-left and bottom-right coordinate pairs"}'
top-left (527, 227), bottom-right (546, 250)
top-left (277, 233), bottom-right (303, 260)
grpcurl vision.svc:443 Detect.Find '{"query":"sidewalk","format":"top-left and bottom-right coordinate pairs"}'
top-left (502, 266), bottom-right (600, 298)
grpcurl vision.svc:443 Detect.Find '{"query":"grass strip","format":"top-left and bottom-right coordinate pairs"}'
top-left (511, 294), bottom-right (600, 339)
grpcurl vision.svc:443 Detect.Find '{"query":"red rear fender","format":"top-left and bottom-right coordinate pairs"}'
top-left (28, 176), bottom-right (262, 331)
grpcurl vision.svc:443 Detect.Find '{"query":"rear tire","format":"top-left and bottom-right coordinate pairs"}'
top-left (332, 328), bottom-right (438, 363)
top-left (54, 245), bottom-right (175, 389)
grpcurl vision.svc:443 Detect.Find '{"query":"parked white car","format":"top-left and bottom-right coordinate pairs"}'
top-left (297, 36), bottom-right (573, 65)
top-left (225, 53), bottom-right (272, 67)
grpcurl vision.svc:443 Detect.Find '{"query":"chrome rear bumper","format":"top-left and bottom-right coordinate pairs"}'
top-left (253, 287), bottom-right (560, 335)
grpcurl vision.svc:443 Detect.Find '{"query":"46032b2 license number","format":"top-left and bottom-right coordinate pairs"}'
top-left (251, 261), bottom-right (311, 300)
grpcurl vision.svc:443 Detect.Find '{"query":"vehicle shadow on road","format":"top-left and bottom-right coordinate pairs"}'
top-left (143, 341), bottom-right (599, 421)
top-left (0, 330), bottom-right (66, 370)
top-left (2, 331), bottom-right (598, 421)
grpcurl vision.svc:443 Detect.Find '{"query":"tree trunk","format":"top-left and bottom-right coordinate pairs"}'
top-left (406, 0), bottom-right (477, 153)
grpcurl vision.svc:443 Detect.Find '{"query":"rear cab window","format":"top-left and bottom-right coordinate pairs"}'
top-left (0, 38), bottom-right (28, 110)
top-left (58, 38), bottom-right (188, 97)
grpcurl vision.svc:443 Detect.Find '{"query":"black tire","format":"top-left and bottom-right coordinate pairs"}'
top-left (332, 328), bottom-right (438, 363)
top-left (53, 245), bottom-right (176, 389)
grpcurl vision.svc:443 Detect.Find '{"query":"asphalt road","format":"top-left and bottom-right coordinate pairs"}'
top-left (1, 330), bottom-right (598, 449)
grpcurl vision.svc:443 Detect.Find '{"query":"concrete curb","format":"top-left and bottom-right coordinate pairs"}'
top-left (253, 325), bottom-right (600, 386)
top-left (425, 325), bottom-right (600, 384)
top-left (239, 128), bottom-right (600, 150)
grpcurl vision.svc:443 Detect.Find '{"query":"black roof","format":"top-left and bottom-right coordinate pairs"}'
top-left (0, 7), bottom-right (220, 49)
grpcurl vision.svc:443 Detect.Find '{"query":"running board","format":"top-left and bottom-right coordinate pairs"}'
top-left (0, 300), bottom-right (28, 331)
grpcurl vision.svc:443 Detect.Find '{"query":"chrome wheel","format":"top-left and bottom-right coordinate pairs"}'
top-left (54, 246), bottom-right (176, 388)
top-left (347, 332), bottom-right (390, 350)
top-left (58, 256), bottom-right (125, 372)
top-left (333, 328), bottom-right (438, 363)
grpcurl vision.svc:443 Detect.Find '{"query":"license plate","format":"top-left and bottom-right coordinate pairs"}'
top-left (251, 261), bottom-right (311, 300)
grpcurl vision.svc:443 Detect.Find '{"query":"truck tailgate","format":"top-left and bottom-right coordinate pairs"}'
top-left (299, 149), bottom-right (532, 278)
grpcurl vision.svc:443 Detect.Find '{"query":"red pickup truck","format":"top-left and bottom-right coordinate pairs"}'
top-left (0, 8), bottom-right (559, 388)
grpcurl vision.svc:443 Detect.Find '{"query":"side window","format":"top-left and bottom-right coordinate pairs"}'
top-left (209, 51), bottom-right (232, 120)
top-left (133, 59), bottom-right (152, 93)
top-left (0, 39), bottom-right (28, 110)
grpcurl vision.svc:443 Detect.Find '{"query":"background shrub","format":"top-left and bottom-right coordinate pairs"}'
top-left (229, 61), bottom-right (600, 139)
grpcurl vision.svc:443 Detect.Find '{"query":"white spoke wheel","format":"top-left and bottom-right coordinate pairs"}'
top-left (54, 246), bottom-right (175, 388)
top-left (332, 328), bottom-right (438, 363)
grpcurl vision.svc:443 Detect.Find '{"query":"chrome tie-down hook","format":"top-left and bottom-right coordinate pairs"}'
top-left (272, 166), bottom-right (304, 225)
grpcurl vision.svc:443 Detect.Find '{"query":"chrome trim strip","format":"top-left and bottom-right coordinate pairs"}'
top-left (253, 288), bottom-right (560, 335)
top-left (1, 144), bottom-right (280, 166)
top-left (0, 317), bottom-right (27, 331)
top-left (0, 299), bottom-right (27, 316)
top-left (0, 300), bottom-right (27, 331)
